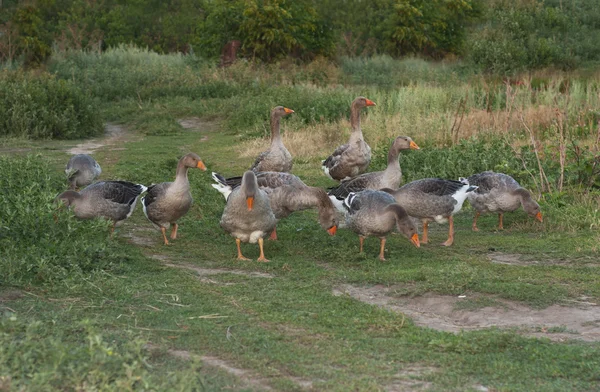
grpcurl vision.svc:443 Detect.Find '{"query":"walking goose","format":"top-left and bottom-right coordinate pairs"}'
top-left (382, 178), bottom-right (477, 246)
top-left (65, 154), bottom-right (102, 189)
top-left (219, 171), bottom-right (277, 262)
top-left (328, 136), bottom-right (419, 204)
top-left (322, 96), bottom-right (375, 181)
top-left (212, 171), bottom-right (338, 240)
top-left (250, 106), bottom-right (295, 173)
top-left (460, 171), bottom-right (543, 231)
top-left (344, 190), bottom-right (420, 261)
top-left (142, 153), bottom-right (207, 245)
top-left (56, 181), bottom-right (147, 233)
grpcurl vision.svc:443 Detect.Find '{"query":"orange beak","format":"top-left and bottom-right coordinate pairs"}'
top-left (410, 233), bottom-right (420, 248)
top-left (409, 141), bottom-right (420, 150)
top-left (535, 212), bottom-right (543, 222)
top-left (197, 160), bottom-right (207, 171)
top-left (327, 225), bottom-right (337, 236)
top-left (284, 107), bottom-right (294, 114)
top-left (365, 99), bottom-right (376, 107)
top-left (246, 196), bottom-right (254, 211)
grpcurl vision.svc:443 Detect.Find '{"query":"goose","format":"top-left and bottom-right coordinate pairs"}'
top-left (142, 153), bottom-right (207, 245)
top-left (382, 178), bottom-right (477, 246)
top-left (65, 154), bottom-right (102, 189)
top-left (328, 136), bottom-right (419, 205)
top-left (212, 171), bottom-right (338, 240)
top-left (56, 181), bottom-right (147, 233)
top-left (460, 171), bottom-right (543, 231)
top-left (250, 106), bottom-right (295, 173)
top-left (344, 190), bottom-right (420, 261)
top-left (322, 96), bottom-right (376, 181)
top-left (219, 171), bottom-right (277, 262)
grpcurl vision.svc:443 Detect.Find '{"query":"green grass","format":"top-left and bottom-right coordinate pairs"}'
top-left (1, 51), bottom-right (600, 390)
top-left (1, 118), bottom-right (599, 391)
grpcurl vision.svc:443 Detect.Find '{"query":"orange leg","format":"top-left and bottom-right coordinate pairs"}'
top-left (421, 221), bottom-right (429, 244)
top-left (161, 227), bottom-right (170, 245)
top-left (472, 211), bottom-right (480, 232)
top-left (359, 236), bottom-right (365, 253)
top-left (170, 223), bottom-right (178, 240)
top-left (269, 226), bottom-right (278, 241)
top-left (378, 237), bottom-right (387, 261)
top-left (498, 213), bottom-right (504, 230)
top-left (236, 238), bottom-right (250, 261)
top-left (442, 216), bottom-right (454, 246)
top-left (257, 238), bottom-right (270, 262)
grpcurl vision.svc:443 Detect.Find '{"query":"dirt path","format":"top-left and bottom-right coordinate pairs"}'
top-left (67, 123), bottom-right (132, 155)
top-left (334, 284), bottom-right (600, 342)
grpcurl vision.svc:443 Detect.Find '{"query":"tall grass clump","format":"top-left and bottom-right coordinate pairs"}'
top-left (0, 71), bottom-right (102, 139)
top-left (0, 155), bottom-right (134, 287)
top-left (49, 45), bottom-right (240, 102)
top-left (0, 318), bottom-right (208, 390)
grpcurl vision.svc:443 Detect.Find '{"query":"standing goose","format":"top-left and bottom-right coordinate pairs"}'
top-left (56, 181), bottom-right (147, 234)
top-left (382, 179), bottom-right (477, 246)
top-left (461, 171), bottom-right (543, 231)
top-left (328, 136), bottom-right (419, 204)
top-left (212, 171), bottom-right (338, 240)
top-left (250, 106), bottom-right (295, 173)
top-left (220, 171), bottom-right (277, 262)
top-left (344, 190), bottom-right (420, 261)
top-left (65, 154), bottom-right (102, 189)
top-left (322, 96), bottom-right (376, 181)
top-left (142, 153), bottom-right (207, 245)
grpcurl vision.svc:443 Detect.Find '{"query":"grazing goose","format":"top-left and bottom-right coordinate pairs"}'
top-left (382, 179), bottom-right (477, 246)
top-left (56, 181), bottom-right (147, 233)
top-left (65, 154), bottom-right (102, 189)
top-left (344, 190), bottom-right (420, 261)
top-left (250, 106), bottom-right (295, 173)
top-left (220, 171), bottom-right (277, 262)
top-left (212, 171), bottom-right (338, 240)
top-left (322, 96), bottom-right (376, 181)
top-left (328, 136), bottom-right (419, 204)
top-left (460, 171), bottom-right (543, 231)
top-left (142, 153), bottom-right (207, 245)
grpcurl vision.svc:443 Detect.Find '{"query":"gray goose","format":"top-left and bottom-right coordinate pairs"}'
top-left (382, 179), bottom-right (477, 246)
top-left (344, 190), bottom-right (420, 261)
top-left (328, 136), bottom-right (419, 206)
top-left (460, 171), bottom-right (543, 231)
top-left (322, 96), bottom-right (376, 181)
top-left (212, 171), bottom-right (338, 240)
top-left (56, 181), bottom-right (147, 234)
top-left (219, 171), bottom-right (277, 262)
top-left (142, 153), bottom-right (207, 245)
top-left (65, 154), bottom-right (102, 189)
top-left (250, 106), bottom-right (295, 173)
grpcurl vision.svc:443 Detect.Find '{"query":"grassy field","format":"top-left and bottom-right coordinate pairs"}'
top-left (1, 51), bottom-right (600, 391)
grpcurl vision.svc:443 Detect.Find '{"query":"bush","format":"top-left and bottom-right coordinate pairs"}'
top-left (0, 155), bottom-right (132, 286)
top-left (0, 71), bottom-right (102, 139)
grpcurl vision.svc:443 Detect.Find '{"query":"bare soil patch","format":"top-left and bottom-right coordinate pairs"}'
top-left (333, 284), bottom-right (600, 341)
top-left (163, 262), bottom-right (274, 279)
top-left (386, 365), bottom-right (435, 392)
top-left (488, 252), bottom-right (600, 267)
top-left (0, 290), bottom-right (23, 302)
top-left (67, 123), bottom-right (132, 155)
top-left (177, 118), bottom-right (219, 138)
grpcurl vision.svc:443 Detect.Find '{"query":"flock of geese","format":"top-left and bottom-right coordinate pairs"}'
top-left (56, 97), bottom-right (543, 261)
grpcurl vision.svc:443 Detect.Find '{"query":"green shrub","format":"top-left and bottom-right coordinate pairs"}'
top-left (0, 155), bottom-right (133, 286)
top-left (0, 71), bottom-right (102, 139)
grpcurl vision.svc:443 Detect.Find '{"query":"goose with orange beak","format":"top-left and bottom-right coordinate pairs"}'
top-left (344, 190), bottom-right (420, 261)
top-left (142, 153), bottom-right (207, 245)
top-left (250, 106), bottom-right (295, 173)
top-left (322, 96), bottom-right (376, 181)
top-left (220, 171), bottom-right (276, 262)
top-left (211, 171), bottom-right (338, 240)
top-left (461, 171), bottom-right (543, 231)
